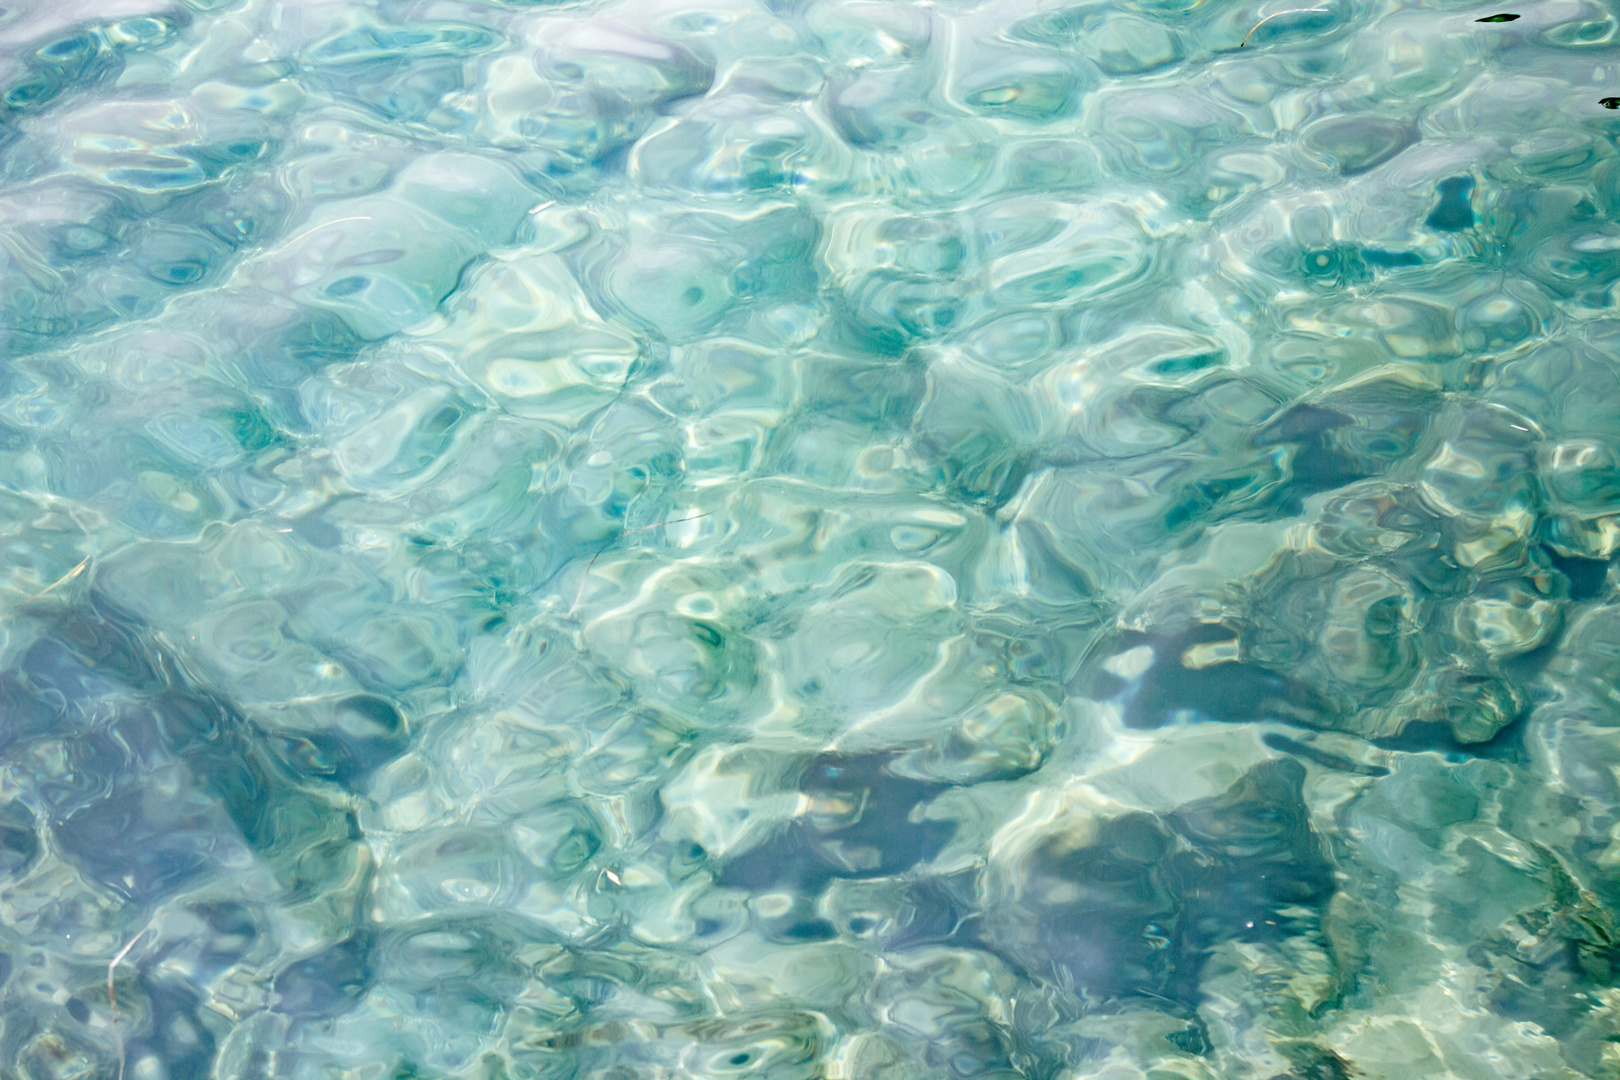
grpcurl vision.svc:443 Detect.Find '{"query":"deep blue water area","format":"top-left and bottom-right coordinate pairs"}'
top-left (2, 0), bottom-right (1620, 1077)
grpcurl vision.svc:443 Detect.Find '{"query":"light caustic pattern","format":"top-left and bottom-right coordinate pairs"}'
top-left (1, 0), bottom-right (1619, 1077)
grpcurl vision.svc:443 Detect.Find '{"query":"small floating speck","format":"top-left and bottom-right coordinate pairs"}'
top-left (1601, 97), bottom-right (1620, 110)
top-left (1474, 13), bottom-right (1520, 22)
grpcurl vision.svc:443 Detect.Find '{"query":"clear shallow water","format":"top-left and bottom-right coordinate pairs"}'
top-left (1, 0), bottom-right (1620, 1076)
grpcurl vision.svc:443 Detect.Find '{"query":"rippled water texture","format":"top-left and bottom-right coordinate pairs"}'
top-left (2, 0), bottom-right (1620, 1076)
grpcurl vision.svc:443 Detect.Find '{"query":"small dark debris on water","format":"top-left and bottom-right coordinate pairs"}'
top-left (1475, 13), bottom-right (1520, 22)
top-left (1601, 97), bottom-right (1620, 110)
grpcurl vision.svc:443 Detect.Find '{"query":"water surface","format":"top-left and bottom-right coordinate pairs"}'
top-left (2, 0), bottom-right (1620, 1077)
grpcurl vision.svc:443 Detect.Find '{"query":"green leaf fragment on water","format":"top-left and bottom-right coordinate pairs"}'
top-left (1475, 13), bottom-right (1520, 21)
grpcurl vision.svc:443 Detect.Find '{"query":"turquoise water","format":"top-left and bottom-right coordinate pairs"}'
top-left (2, 0), bottom-right (1620, 1076)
